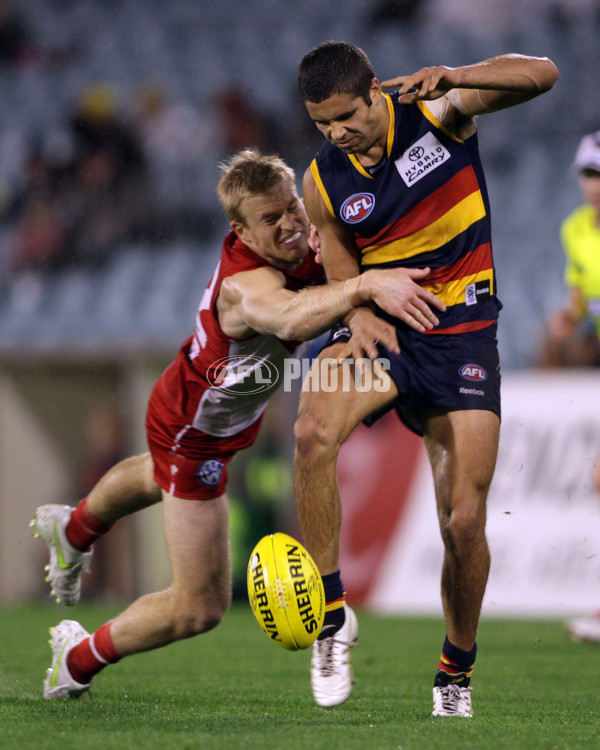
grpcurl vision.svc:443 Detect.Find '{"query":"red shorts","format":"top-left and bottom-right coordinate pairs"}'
top-left (145, 375), bottom-right (264, 500)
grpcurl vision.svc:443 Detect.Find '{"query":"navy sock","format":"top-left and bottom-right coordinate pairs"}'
top-left (434, 636), bottom-right (477, 687)
top-left (318, 570), bottom-right (346, 640)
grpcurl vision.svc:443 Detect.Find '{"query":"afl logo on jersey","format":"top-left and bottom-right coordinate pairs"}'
top-left (459, 364), bottom-right (487, 382)
top-left (341, 193), bottom-right (375, 223)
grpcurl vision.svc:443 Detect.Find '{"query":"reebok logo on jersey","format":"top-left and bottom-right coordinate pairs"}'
top-left (341, 193), bottom-right (375, 223)
top-left (395, 132), bottom-right (450, 187)
top-left (465, 280), bottom-right (491, 306)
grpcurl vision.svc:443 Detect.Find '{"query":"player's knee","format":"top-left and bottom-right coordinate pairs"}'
top-left (441, 506), bottom-right (486, 556)
top-left (294, 410), bottom-right (341, 460)
top-left (171, 592), bottom-right (230, 639)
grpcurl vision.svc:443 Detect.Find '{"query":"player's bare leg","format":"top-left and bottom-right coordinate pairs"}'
top-left (86, 453), bottom-right (163, 524)
top-left (424, 408), bottom-right (500, 717)
top-left (109, 491), bottom-right (231, 654)
top-left (45, 491), bottom-right (231, 698)
top-left (294, 348), bottom-right (398, 574)
top-left (294, 349), bottom-right (398, 706)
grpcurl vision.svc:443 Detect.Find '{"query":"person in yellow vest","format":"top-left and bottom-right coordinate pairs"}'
top-left (541, 131), bottom-right (600, 642)
top-left (539, 131), bottom-right (600, 368)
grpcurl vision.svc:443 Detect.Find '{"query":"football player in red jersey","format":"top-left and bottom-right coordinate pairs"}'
top-left (32, 147), bottom-right (445, 699)
top-left (295, 42), bottom-right (558, 715)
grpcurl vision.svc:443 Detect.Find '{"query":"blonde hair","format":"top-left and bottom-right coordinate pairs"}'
top-left (217, 149), bottom-right (296, 225)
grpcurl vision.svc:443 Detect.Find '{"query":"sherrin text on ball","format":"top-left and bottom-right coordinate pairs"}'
top-left (247, 532), bottom-right (325, 650)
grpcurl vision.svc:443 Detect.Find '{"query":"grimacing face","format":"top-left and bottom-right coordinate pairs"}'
top-left (232, 181), bottom-right (310, 270)
top-left (304, 81), bottom-right (387, 157)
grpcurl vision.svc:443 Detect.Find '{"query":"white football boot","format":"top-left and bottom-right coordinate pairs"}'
top-left (31, 504), bottom-right (93, 605)
top-left (311, 604), bottom-right (359, 707)
top-left (566, 614), bottom-right (600, 644)
top-left (432, 683), bottom-right (473, 717)
top-left (44, 620), bottom-right (92, 699)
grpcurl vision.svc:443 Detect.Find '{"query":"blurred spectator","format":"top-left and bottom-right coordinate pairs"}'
top-left (216, 86), bottom-right (280, 155)
top-left (537, 131), bottom-right (600, 368)
top-left (6, 136), bottom-right (73, 272)
top-left (6, 83), bottom-right (165, 272)
top-left (0, 0), bottom-right (38, 67)
top-left (70, 83), bottom-right (146, 185)
top-left (134, 82), bottom-right (214, 168)
top-left (426, 0), bottom-right (518, 37)
top-left (133, 82), bottom-right (218, 237)
top-left (365, 0), bottom-right (428, 26)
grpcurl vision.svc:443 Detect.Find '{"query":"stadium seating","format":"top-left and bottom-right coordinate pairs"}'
top-left (1, 0), bottom-right (598, 368)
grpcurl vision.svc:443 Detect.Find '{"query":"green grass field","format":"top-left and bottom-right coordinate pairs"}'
top-left (0, 602), bottom-right (598, 750)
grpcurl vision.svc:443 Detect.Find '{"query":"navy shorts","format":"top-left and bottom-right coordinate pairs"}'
top-left (321, 322), bottom-right (501, 436)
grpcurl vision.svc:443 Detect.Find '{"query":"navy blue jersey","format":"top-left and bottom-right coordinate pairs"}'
top-left (311, 93), bottom-right (502, 334)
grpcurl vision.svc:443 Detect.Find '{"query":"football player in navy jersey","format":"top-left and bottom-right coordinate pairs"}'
top-left (295, 41), bottom-right (558, 716)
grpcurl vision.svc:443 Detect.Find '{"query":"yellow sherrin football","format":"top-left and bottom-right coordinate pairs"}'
top-left (247, 532), bottom-right (325, 650)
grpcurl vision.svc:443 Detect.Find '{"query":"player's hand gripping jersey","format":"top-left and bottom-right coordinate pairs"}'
top-left (310, 92), bottom-right (502, 335)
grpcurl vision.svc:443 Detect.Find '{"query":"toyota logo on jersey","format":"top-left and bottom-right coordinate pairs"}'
top-left (341, 193), bottom-right (375, 223)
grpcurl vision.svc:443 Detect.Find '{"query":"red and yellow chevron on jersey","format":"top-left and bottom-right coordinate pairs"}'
top-left (311, 93), bottom-right (501, 334)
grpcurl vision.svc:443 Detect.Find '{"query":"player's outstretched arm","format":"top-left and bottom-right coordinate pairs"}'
top-left (218, 264), bottom-right (366, 342)
top-left (218, 254), bottom-right (447, 344)
top-left (382, 53), bottom-right (559, 115)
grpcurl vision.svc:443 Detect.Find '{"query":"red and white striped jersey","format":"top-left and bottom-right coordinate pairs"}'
top-left (149, 231), bottom-right (325, 439)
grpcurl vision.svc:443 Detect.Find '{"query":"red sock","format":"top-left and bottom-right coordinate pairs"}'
top-left (66, 497), bottom-right (113, 551)
top-left (67, 621), bottom-right (121, 685)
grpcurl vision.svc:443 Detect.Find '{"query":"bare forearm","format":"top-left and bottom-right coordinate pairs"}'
top-left (453, 53), bottom-right (559, 95)
top-left (274, 276), bottom-right (364, 341)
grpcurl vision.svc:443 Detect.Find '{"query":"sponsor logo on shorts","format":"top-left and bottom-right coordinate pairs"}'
top-left (459, 363), bottom-right (487, 381)
top-left (459, 387), bottom-right (485, 396)
top-left (341, 193), bottom-right (375, 223)
top-left (197, 458), bottom-right (224, 487)
top-left (395, 132), bottom-right (450, 187)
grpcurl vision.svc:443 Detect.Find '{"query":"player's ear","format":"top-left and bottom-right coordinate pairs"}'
top-left (231, 221), bottom-right (246, 241)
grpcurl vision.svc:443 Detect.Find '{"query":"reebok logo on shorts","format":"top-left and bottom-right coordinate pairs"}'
top-left (459, 387), bottom-right (485, 396)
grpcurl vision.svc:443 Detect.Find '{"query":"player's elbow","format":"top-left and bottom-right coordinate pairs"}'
top-left (276, 320), bottom-right (300, 341)
top-left (535, 57), bottom-right (559, 93)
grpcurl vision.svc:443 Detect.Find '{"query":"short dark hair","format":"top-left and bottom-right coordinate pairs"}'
top-left (298, 41), bottom-right (375, 105)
